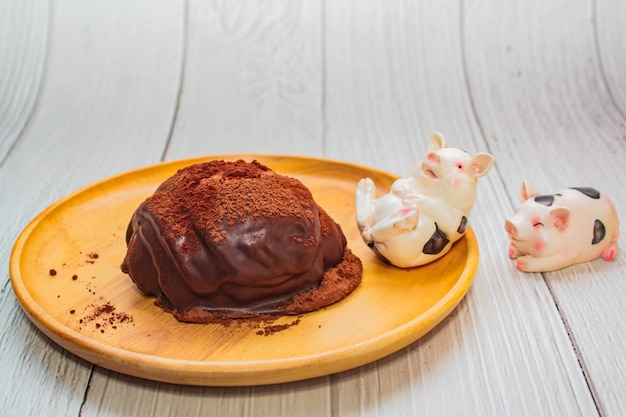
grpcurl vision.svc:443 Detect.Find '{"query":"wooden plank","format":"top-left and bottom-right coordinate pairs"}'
top-left (324, 0), bottom-right (599, 415)
top-left (164, 1), bottom-right (324, 160)
top-left (0, 0), bottom-right (48, 164)
top-left (463, 0), bottom-right (626, 415)
top-left (0, 286), bottom-right (91, 417)
top-left (0, 1), bottom-right (184, 415)
top-left (595, 0), bottom-right (626, 116)
top-left (80, 369), bottom-right (333, 417)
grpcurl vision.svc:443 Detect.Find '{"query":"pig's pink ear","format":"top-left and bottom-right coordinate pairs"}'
top-left (520, 181), bottom-right (540, 202)
top-left (550, 207), bottom-right (570, 229)
top-left (470, 153), bottom-right (494, 178)
top-left (428, 132), bottom-right (447, 152)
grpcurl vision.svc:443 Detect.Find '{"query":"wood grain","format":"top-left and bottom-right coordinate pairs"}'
top-left (1, 0), bottom-right (625, 415)
top-left (165, 1), bottom-right (324, 160)
top-left (464, 1), bottom-right (626, 415)
top-left (595, 0), bottom-right (626, 117)
top-left (0, 1), bottom-right (184, 416)
top-left (0, 0), bottom-right (48, 164)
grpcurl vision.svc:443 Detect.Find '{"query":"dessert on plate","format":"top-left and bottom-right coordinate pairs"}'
top-left (121, 159), bottom-right (362, 323)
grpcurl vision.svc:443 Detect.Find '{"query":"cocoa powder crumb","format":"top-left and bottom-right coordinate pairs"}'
top-left (77, 301), bottom-right (134, 332)
top-left (84, 252), bottom-right (99, 264)
top-left (257, 318), bottom-right (302, 336)
top-left (168, 306), bottom-right (303, 336)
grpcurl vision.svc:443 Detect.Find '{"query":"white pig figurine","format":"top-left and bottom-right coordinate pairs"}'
top-left (505, 181), bottom-right (619, 272)
top-left (356, 132), bottom-right (494, 268)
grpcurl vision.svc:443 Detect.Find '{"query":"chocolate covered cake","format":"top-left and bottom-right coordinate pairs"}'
top-left (121, 160), bottom-right (362, 323)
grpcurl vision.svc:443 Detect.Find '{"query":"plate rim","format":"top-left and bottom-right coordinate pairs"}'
top-left (9, 154), bottom-right (479, 385)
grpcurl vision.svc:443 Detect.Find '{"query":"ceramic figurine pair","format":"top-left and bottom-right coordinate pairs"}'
top-left (356, 132), bottom-right (619, 272)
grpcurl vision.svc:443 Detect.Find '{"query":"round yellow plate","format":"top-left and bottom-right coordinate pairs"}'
top-left (10, 155), bottom-right (479, 386)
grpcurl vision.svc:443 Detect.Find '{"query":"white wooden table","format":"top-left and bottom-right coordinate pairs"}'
top-left (2, 1), bottom-right (625, 416)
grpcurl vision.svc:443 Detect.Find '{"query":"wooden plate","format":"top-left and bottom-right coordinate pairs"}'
top-left (9, 155), bottom-right (479, 386)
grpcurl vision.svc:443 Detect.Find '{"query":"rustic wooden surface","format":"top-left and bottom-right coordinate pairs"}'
top-left (1, 1), bottom-right (624, 416)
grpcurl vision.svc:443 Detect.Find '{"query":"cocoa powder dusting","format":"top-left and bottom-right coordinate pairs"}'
top-left (78, 300), bottom-right (133, 333)
top-left (121, 159), bottom-right (363, 334)
top-left (256, 318), bottom-right (302, 336)
top-left (145, 160), bottom-right (316, 248)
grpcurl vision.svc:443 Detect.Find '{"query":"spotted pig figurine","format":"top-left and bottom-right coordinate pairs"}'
top-left (505, 181), bottom-right (619, 272)
top-left (356, 132), bottom-right (494, 268)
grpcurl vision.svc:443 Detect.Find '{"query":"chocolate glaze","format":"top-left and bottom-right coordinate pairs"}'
top-left (121, 160), bottom-right (361, 322)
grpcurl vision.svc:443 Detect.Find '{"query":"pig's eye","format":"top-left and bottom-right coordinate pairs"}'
top-left (532, 222), bottom-right (544, 229)
top-left (456, 163), bottom-right (464, 170)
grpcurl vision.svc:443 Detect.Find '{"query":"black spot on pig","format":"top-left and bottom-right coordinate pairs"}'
top-left (571, 187), bottom-right (601, 199)
top-left (457, 216), bottom-right (468, 234)
top-left (534, 195), bottom-right (555, 206)
top-left (592, 219), bottom-right (606, 245)
top-left (423, 223), bottom-right (449, 255)
top-left (369, 242), bottom-right (392, 265)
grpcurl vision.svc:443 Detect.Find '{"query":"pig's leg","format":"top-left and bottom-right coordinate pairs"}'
top-left (601, 247), bottom-right (617, 261)
top-left (369, 206), bottom-right (419, 242)
top-left (515, 254), bottom-right (573, 272)
top-left (601, 230), bottom-right (619, 261)
top-left (390, 178), bottom-right (412, 198)
top-left (356, 178), bottom-right (376, 228)
top-left (394, 206), bottom-right (420, 229)
top-left (508, 243), bottom-right (522, 259)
